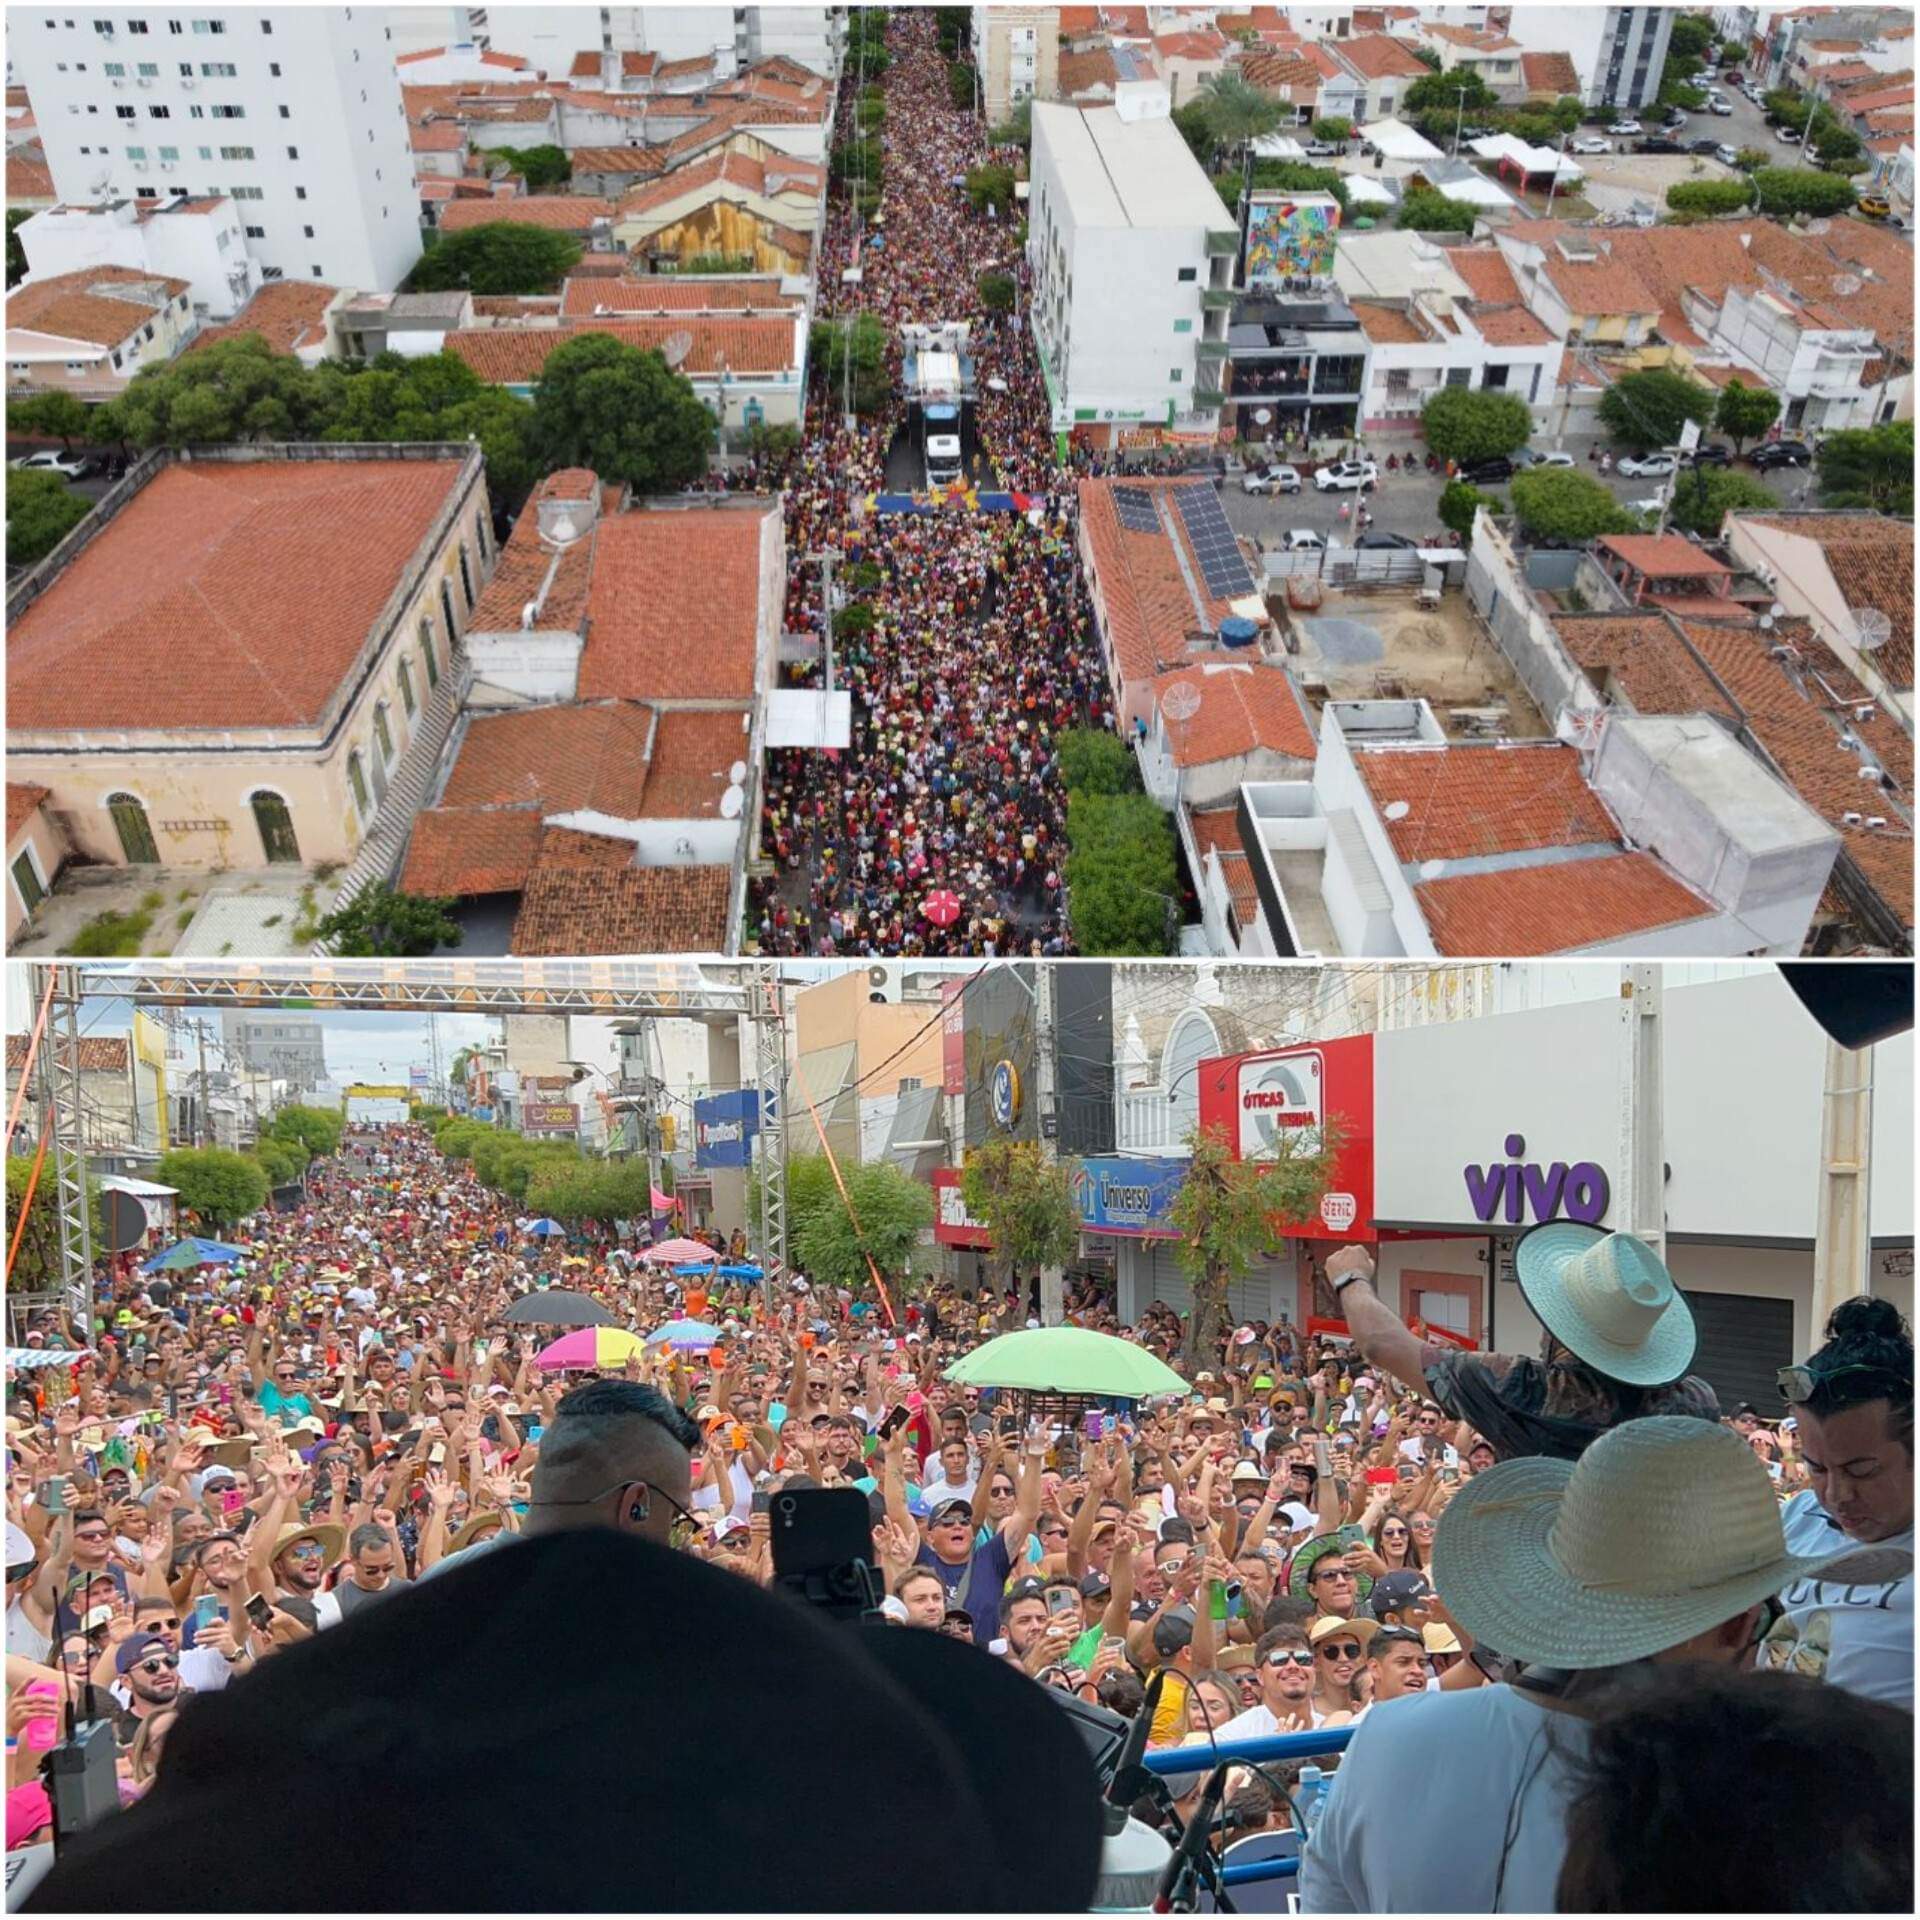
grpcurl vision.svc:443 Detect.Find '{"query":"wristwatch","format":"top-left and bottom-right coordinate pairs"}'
top-left (1330, 1266), bottom-right (1370, 1297)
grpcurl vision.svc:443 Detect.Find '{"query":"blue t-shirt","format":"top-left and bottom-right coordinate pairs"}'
top-left (915, 1528), bottom-right (1013, 1644)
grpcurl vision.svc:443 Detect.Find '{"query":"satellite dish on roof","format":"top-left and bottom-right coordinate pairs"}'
top-left (728, 760), bottom-right (747, 785)
top-left (1383, 799), bottom-right (1411, 821)
top-left (545, 509), bottom-right (583, 545)
top-left (660, 327), bottom-right (696, 369)
top-left (720, 783), bottom-right (745, 820)
top-left (1852, 607), bottom-right (1893, 653)
top-left (1831, 272), bottom-right (1865, 297)
top-left (1418, 859), bottom-right (1448, 880)
top-left (1805, 218), bottom-right (1833, 236)
top-left (1160, 680), bottom-right (1202, 723)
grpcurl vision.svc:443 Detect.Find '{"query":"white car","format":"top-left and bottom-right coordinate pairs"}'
top-left (1625, 496), bottom-right (1665, 519)
top-left (1570, 135), bottom-right (1612, 155)
top-left (1312, 459), bottom-right (1379, 493)
top-left (1617, 451), bottom-right (1678, 478)
top-left (1607, 119), bottom-right (1643, 136)
top-left (1513, 449), bottom-right (1577, 470)
top-left (1715, 143), bottom-right (1742, 165)
top-left (1241, 463), bottom-right (1302, 496)
top-left (1708, 97), bottom-right (1734, 115)
top-left (1284, 529), bottom-right (1338, 551)
top-left (8, 449), bottom-right (90, 478)
top-left (1775, 123), bottom-right (1803, 144)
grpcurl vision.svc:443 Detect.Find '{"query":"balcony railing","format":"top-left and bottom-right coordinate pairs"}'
top-left (1202, 285), bottom-right (1237, 311)
top-left (1207, 229), bottom-right (1240, 255)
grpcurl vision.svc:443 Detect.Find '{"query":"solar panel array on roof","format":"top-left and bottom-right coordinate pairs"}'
top-left (1112, 485), bottom-right (1161, 534)
top-left (1173, 484), bottom-right (1253, 600)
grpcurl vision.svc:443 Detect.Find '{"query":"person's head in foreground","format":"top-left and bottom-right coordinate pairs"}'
top-left (1780, 1294), bottom-right (1912, 1544)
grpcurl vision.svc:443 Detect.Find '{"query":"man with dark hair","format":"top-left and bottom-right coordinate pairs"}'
top-left (1217, 1621), bottom-right (1316, 1738)
top-left (333, 1521), bottom-right (410, 1620)
top-left (1771, 1295), bottom-right (1913, 1706)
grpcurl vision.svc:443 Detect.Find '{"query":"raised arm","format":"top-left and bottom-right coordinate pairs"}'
top-left (1325, 1247), bottom-right (1429, 1393)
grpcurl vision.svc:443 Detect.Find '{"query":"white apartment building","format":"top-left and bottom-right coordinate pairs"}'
top-left (437, 6), bottom-right (841, 78)
top-left (971, 5), bottom-right (1058, 126)
top-left (1028, 97), bottom-right (1237, 438)
top-left (18, 190), bottom-right (254, 319)
top-left (1500, 6), bottom-right (1674, 110)
top-left (13, 7), bottom-right (418, 293)
top-left (1714, 284), bottom-right (1884, 433)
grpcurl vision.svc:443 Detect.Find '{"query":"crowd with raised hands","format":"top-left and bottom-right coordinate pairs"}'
top-left (5, 1121), bottom-right (1911, 1912)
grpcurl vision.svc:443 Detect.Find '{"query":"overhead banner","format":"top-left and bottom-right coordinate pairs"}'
top-left (1072, 1156), bottom-right (1184, 1239)
top-left (931, 1167), bottom-right (992, 1249)
top-left (694, 1089), bottom-right (761, 1170)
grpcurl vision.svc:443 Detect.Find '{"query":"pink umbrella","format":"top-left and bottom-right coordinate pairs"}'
top-left (640, 1237), bottom-right (723, 1266)
top-left (922, 888), bottom-right (962, 928)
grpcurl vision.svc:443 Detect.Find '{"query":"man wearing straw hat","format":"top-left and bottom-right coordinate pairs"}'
top-left (1323, 1225), bottom-right (1719, 1464)
top-left (1296, 1417), bottom-right (1907, 1912)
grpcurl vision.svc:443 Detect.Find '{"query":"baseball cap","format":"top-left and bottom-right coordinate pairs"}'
top-left (1369, 1570), bottom-right (1434, 1621)
top-left (928, 1499), bottom-right (973, 1524)
top-left (6, 1521), bottom-right (35, 1577)
top-left (1006, 1575), bottom-right (1047, 1605)
top-left (114, 1632), bottom-right (171, 1676)
top-left (1078, 1570), bottom-right (1112, 1599)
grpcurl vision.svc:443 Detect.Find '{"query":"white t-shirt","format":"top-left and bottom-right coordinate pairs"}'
top-left (918, 1475), bottom-right (978, 1510)
top-left (7, 1596), bottom-right (50, 1664)
top-left (1768, 1490), bottom-right (1913, 1709)
top-left (1298, 1685), bottom-right (1587, 1912)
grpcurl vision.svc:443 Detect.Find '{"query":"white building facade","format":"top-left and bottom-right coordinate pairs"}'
top-left (1501, 6), bottom-right (1675, 110)
top-left (13, 6), bottom-right (418, 292)
top-left (19, 192), bottom-right (255, 320)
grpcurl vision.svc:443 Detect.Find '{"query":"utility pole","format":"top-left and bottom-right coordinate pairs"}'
top-left (809, 548), bottom-right (837, 694)
top-left (194, 1019), bottom-right (212, 1150)
top-left (1034, 962), bottom-right (1065, 1325)
top-left (1616, 965), bottom-right (1665, 1262)
top-left (1812, 1036), bottom-right (1874, 1327)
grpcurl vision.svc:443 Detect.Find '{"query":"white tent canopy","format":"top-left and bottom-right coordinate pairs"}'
top-left (1429, 169), bottom-right (1519, 209)
top-left (1251, 132), bottom-right (1309, 160)
top-left (1355, 117), bottom-right (1444, 162)
top-left (1467, 132), bottom-right (1585, 180)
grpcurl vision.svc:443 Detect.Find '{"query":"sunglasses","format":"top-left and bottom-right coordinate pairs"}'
top-left (1776, 1361), bottom-right (1902, 1403)
top-left (135, 1653), bottom-right (180, 1675)
top-left (1318, 1641), bottom-right (1363, 1660)
top-left (1261, 1649), bottom-right (1314, 1668)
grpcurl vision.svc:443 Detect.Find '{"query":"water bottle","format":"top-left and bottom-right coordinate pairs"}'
top-left (1293, 1764), bottom-right (1331, 1835)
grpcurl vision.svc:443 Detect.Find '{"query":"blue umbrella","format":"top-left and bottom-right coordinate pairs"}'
top-left (525, 1219), bottom-right (567, 1238)
top-left (672, 1263), bottom-right (763, 1281)
top-left (643, 1318), bottom-right (723, 1351)
top-left (141, 1237), bottom-right (244, 1273)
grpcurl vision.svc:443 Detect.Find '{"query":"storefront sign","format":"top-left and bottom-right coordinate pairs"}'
top-left (1073, 1156), bottom-right (1184, 1237)
top-left (1463, 1134), bottom-right (1611, 1227)
top-left (694, 1090), bottom-right (760, 1170)
top-left (522, 1103), bottom-right (580, 1132)
top-left (931, 1168), bottom-right (992, 1249)
top-left (990, 1060), bottom-right (1023, 1130)
top-left (941, 977), bottom-right (967, 1096)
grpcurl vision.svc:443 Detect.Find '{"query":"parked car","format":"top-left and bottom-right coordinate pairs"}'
top-left (1688, 137), bottom-right (1724, 155)
top-left (1570, 135), bottom-right (1613, 154)
top-left (1636, 137), bottom-right (1687, 154)
top-left (1686, 443), bottom-right (1733, 467)
top-left (1714, 142), bottom-right (1742, 166)
top-left (1775, 123), bottom-right (1804, 144)
top-left (1512, 448), bottom-right (1576, 470)
top-left (1458, 454), bottom-right (1515, 484)
top-left (1663, 105), bottom-right (1691, 126)
top-left (1857, 193), bottom-right (1893, 220)
top-left (8, 449), bottom-right (94, 479)
top-left (1312, 459), bottom-right (1378, 493)
top-left (1354, 530), bottom-right (1418, 550)
top-left (1625, 495), bottom-right (1666, 518)
top-left (1724, 68), bottom-right (1744, 84)
top-left (1749, 439), bottom-right (1813, 469)
top-left (1617, 451), bottom-right (1678, 478)
top-left (1708, 96), bottom-right (1734, 115)
top-left (1284, 528), bottom-right (1334, 551)
top-left (1607, 119), bottom-right (1644, 136)
top-left (1241, 462), bottom-right (1302, 495)
top-left (1302, 139), bottom-right (1341, 157)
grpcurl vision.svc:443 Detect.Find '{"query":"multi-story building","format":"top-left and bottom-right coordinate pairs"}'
top-left (17, 192), bottom-right (255, 321)
top-left (971, 5), bottom-right (1059, 125)
top-left (1028, 97), bottom-right (1238, 444)
top-left (5, 263), bottom-right (195, 399)
top-left (12, 7), bottom-right (418, 293)
top-left (1501, 6), bottom-right (1675, 111)
top-left (219, 1010), bottom-right (327, 1091)
top-left (434, 6), bottom-right (843, 79)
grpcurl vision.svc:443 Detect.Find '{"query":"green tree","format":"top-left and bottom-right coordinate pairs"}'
top-left (434, 1117), bottom-right (495, 1162)
top-left (270, 1104), bottom-right (345, 1158)
top-left (1420, 386), bottom-right (1532, 463)
top-left (1550, 97), bottom-right (1585, 134)
top-left (1243, 159), bottom-right (1350, 210)
top-left (6, 207), bottom-right (30, 288)
top-left (1667, 15), bottom-right (1713, 59)
top-left (1403, 68), bottom-right (1498, 117)
top-left (113, 334), bottom-right (335, 446)
top-left (832, 134), bottom-right (885, 186)
top-left (959, 1140), bottom-right (1082, 1296)
top-left (977, 271), bottom-right (1016, 314)
top-left (1509, 468), bottom-right (1637, 542)
top-left (811, 311), bottom-right (891, 415)
top-left (1598, 366), bottom-right (1712, 451)
top-left (407, 221), bottom-right (582, 295)
top-left (1438, 479), bottom-right (1502, 540)
top-left (4, 1154), bottom-right (104, 1295)
top-left (1065, 791), bottom-right (1179, 956)
top-left (1816, 422), bottom-right (1914, 516)
top-left (948, 60), bottom-right (977, 112)
top-left (1666, 467), bottom-right (1779, 536)
top-left (1057, 726), bottom-right (1140, 797)
top-left (989, 97), bottom-right (1032, 147)
top-left (1168, 1123), bottom-right (1340, 1365)
top-left (1811, 122), bottom-right (1868, 173)
top-left (1712, 377), bottom-right (1781, 454)
top-left (1197, 69), bottom-right (1284, 159)
top-left (1732, 147), bottom-right (1768, 172)
top-left (6, 468), bottom-right (90, 566)
top-left (1666, 178), bottom-right (1754, 215)
top-left (1762, 89), bottom-right (1815, 133)
top-left (492, 143), bottom-right (571, 189)
top-left (1311, 116), bottom-right (1354, 145)
top-left (528, 1158), bottom-right (651, 1224)
top-left (965, 163), bottom-right (1017, 215)
top-left (249, 1135), bottom-right (306, 1189)
top-left (530, 330), bottom-right (716, 491)
top-left (1397, 189), bottom-right (1478, 234)
top-left (10, 391), bottom-right (92, 450)
top-left (747, 419), bottom-right (801, 465)
top-left (1750, 166), bottom-right (1859, 218)
top-left (792, 1160), bottom-right (933, 1291)
top-left (314, 885), bottom-right (464, 958)
top-left (1172, 100), bottom-right (1222, 173)
top-left (155, 1147), bottom-right (270, 1227)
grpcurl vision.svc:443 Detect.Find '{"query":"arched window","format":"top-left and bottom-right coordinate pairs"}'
top-left (373, 701), bottom-right (396, 768)
top-left (419, 616), bottom-right (440, 691)
top-left (458, 542), bottom-right (475, 609)
top-left (347, 751), bottom-right (371, 820)
top-left (440, 580), bottom-right (459, 646)
top-left (106, 792), bottom-right (158, 865)
top-left (251, 790), bottom-right (300, 865)
top-left (397, 655), bottom-right (417, 719)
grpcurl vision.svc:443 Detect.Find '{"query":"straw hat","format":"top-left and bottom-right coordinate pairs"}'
top-left (446, 1512), bottom-right (506, 1556)
top-left (1512, 1223), bottom-right (1695, 1387)
top-left (1430, 1416), bottom-right (1899, 1670)
top-left (270, 1520), bottom-right (344, 1566)
top-left (1307, 1613), bottom-right (1377, 1652)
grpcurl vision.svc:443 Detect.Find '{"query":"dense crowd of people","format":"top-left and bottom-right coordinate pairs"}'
top-left (6, 1120), bottom-right (1911, 1908)
top-left (748, 11), bottom-right (1105, 958)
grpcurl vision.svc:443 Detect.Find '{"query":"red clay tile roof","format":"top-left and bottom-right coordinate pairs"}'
top-left (569, 49), bottom-right (659, 78)
top-left (186, 280), bottom-right (338, 357)
top-left (446, 313), bottom-right (798, 384)
top-left (1238, 48), bottom-right (1322, 95)
top-left (1474, 304), bottom-right (1556, 347)
top-left (1059, 48), bottom-right (1123, 95)
top-left (1188, 806), bottom-right (1260, 925)
top-left (1357, 744), bottom-right (1618, 864)
top-left (1352, 301), bottom-right (1429, 344)
top-left (1151, 662), bottom-right (1316, 766)
top-left (1520, 50), bottom-right (1580, 95)
top-left (510, 861), bottom-right (731, 954)
top-left (437, 195), bottom-right (613, 234)
top-left (1555, 615), bottom-right (1742, 727)
top-left (1336, 33), bottom-right (1431, 79)
top-left (7, 456), bottom-right (470, 732)
top-left (1442, 246), bottom-right (1523, 306)
top-left (1542, 256), bottom-right (1659, 318)
top-left (566, 145), bottom-right (670, 179)
top-left (1416, 852), bottom-right (1712, 956)
top-left (1599, 534), bottom-right (1733, 580)
top-left (402, 806), bottom-right (547, 897)
top-left (8, 265), bottom-right (188, 349)
top-left (1743, 514), bottom-right (1914, 695)
top-left (4, 1034), bottom-right (129, 1073)
top-left (579, 507), bottom-right (771, 702)
top-left (410, 120), bottom-right (469, 153)
top-left (6, 783), bottom-right (50, 841)
top-left (558, 274), bottom-right (796, 317)
top-left (616, 146), bottom-right (822, 220)
top-left (441, 703), bottom-right (659, 816)
top-left (1155, 29), bottom-right (1230, 61)
top-left (7, 153), bottom-right (53, 200)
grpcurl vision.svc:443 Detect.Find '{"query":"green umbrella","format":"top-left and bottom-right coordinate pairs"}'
top-left (943, 1327), bottom-right (1187, 1400)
